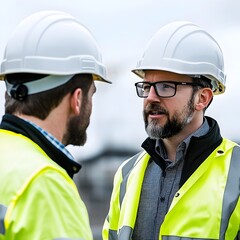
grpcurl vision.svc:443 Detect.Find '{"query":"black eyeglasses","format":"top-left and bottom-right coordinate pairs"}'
top-left (135, 81), bottom-right (204, 98)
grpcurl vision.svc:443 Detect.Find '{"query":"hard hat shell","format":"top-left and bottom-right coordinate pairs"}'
top-left (0, 10), bottom-right (110, 84)
top-left (132, 21), bottom-right (226, 95)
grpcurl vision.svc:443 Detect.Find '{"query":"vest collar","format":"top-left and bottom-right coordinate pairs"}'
top-left (0, 114), bottom-right (81, 178)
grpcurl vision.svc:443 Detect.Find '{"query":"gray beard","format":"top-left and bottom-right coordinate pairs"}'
top-left (146, 114), bottom-right (193, 139)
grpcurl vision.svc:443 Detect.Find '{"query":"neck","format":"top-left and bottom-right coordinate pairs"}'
top-left (162, 138), bottom-right (180, 161)
top-left (15, 113), bottom-right (65, 143)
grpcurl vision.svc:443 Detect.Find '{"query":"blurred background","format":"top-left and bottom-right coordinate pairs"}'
top-left (0, 0), bottom-right (240, 238)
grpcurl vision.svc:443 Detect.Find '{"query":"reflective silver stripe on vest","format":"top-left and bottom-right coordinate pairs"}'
top-left (220, 146), bottom-right (240, 239)
top-left (119, 152), bottom-right (142, 207)
top-left (0, 204), bottom-right (7, 235)
top-left (109, 226), bottom-right (133, 240)
top-left (109, 229), bottom-right (118, 240)
top-left (118, 226), bottom-right (133, 240)
top-left (107, 153), bottom-right (142, 240)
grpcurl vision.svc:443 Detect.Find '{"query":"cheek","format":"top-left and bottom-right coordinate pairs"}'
top-left (165, 100), bottom-right (186, 118)
top-left (143, 99), bottom-right (148, 108)
top-left (87, 98), bottom-right (93, 116)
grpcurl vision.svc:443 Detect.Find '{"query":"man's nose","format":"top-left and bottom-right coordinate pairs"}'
top-left (146, 86), bottom-right (159, 101)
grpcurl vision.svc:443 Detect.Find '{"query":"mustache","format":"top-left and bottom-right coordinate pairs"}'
top-left (144, 103), bottom-right (168, 115)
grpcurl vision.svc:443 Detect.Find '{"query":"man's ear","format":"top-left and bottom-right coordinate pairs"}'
top-left (70, 88), bottom-right (82, 115)
top-left (195, 88), bottom-right (213, 111)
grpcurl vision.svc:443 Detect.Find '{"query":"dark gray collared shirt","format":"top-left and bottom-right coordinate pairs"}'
top-left (132, 119), bottom-right (209, 240)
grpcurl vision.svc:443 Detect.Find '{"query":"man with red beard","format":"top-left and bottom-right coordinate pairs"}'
top-left (0, 11), bottom-right (111, 239)
top-left (103, 21), bottom-right (240, 240)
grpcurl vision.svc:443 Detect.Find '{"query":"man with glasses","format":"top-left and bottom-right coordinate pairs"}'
top-left (103, 21), bottom-right (240, 240)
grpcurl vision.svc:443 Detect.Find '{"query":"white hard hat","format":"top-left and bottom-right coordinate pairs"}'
top-left (132, 21), bottom-right (226, 95)
top-left (0, 10), bottom-right (111, 94)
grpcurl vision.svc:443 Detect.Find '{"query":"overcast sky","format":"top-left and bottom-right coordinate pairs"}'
top-left (0, 0), bottom-right (239, 159)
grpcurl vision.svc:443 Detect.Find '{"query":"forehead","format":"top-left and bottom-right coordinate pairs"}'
top-left (144, 70), bottom-right (192, 82)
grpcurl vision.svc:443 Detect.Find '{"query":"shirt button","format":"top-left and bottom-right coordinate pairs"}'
top-left (160, 197), bottom-right (165, 202)
top-left (73, 166), bottom-right (78, 172)
top-left (175, 193), bottom-right (180, 197)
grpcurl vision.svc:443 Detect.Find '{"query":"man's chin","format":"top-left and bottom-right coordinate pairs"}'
top-left (146, 125), bottom-right (162, 139)
top-left (64, 132), bottom-right (87, 147)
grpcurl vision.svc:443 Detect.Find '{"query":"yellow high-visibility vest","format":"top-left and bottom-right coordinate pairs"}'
top-left (0, 129), bottom-right (92, 240)
top-left (103, 138), bottom-right (240, 240)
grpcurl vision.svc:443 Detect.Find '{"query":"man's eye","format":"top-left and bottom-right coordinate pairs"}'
top-left (162, 83), bottom-right (175, 89)
top-left (143, 85), bottom-right (150, 91)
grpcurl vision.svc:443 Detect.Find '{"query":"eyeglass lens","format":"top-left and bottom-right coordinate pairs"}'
top-left (136, 82), bottom-right (176, 98)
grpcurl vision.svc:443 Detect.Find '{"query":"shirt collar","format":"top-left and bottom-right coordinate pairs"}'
top-left (25, 119), bottom-right (75, 161)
